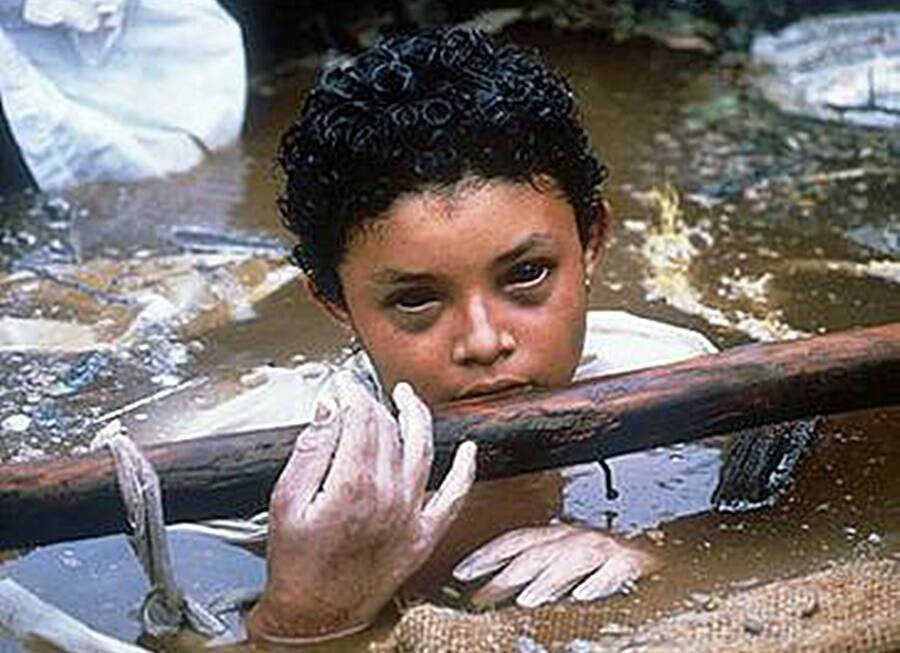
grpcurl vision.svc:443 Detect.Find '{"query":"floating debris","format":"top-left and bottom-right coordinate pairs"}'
top-left (689, 592), bottom-right (717, 610)
top-left (165, 225), bottom-right (286, 256)
top-left (0, 317), bottom-right (100, 353)
top-left (713, 418), bottom-right (820, 512)
top-left (743, 615), bottom-right (765, 635)
top-left (783, 258), bottom-right (900, 285)
top-left (0, 252), bottom-right (302, 350)
top-left (636, 184), bottom-right (805, 341)
top-left (0, 250), bottom-right (301, 462)
top-left (0, 193), bottom-right (80, 271)
top-left (1, 414), bottom-right (32, 433)
top-left (751, 13), bottom-right (900, 129)
top-left (845, 224), bottom-right (900, 257)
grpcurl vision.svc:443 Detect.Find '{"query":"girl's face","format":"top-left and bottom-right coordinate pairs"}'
top-left (324, 178), bottom-right (603, 406)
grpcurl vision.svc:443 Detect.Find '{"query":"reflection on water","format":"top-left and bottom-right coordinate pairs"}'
top-left (564, 441), bottom-right (725, 534)
top-left (1, 25), bottom-right (898, 653)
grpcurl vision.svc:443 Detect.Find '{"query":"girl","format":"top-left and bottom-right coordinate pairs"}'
top-left (239, 27), bottom-right (715, 645)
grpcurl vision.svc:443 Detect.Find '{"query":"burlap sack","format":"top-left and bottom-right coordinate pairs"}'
top-left (372, 558), bottom-right (900, 653)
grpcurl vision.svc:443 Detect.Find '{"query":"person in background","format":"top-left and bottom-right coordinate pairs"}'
top-left (0, 0), bottom-right (245, 194)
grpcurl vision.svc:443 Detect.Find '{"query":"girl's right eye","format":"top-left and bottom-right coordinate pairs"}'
top-left (392, 290), bottom-right (440, 314)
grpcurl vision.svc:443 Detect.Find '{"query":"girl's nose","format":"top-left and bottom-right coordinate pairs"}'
top-left (451, 296), bottom-right (515, 366)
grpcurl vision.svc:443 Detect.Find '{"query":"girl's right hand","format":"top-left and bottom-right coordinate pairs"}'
top-left (247, 372), bottom-right (477, 644)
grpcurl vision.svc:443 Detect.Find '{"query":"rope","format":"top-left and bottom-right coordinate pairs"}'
top-left (101, 434), bottom-right (229, 638)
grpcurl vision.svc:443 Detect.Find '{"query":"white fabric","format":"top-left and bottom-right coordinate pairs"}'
top-left (0, 0), bottom-right (245, 190)
top-left (575, 310), bottom-right (717, 380)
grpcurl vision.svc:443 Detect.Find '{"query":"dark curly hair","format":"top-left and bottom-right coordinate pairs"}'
top-left (278, 28), bottom-right (608, 305)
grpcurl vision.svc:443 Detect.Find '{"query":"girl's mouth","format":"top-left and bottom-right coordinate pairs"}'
top-left (454, 378), bottom-right (532, 401)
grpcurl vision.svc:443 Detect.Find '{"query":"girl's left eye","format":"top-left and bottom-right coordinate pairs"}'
top-left (505, 261), bottom-right (552, 289)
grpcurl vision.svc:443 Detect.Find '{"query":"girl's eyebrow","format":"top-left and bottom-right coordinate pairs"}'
top-left (494, 233), bottom-right (554, 266)
top-left (371, 269), bottom-right (439, 286)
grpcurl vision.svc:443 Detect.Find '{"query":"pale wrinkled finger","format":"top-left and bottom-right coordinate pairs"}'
top-left (420, 441), bottom-right (477, 540)
top-left (516, 532), bottom-right (614, 608)
top-left (393, 382), bottom-right (433, 507)
top-left (572, 553), bottom-right (644, 602)
top-left (269, 392), bottom-right (340, 519)
top-left (316, 373), bottom-right (379, 509)
top-left (453, 525), bottom-right (576, 582)
top-left (470, 534), bottom-right (580, 607)
top-left (373, 396), bottom-right (403, 519)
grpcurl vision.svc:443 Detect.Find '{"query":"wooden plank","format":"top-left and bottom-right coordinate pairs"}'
top-left (1, 322), bottom-right (898, 549)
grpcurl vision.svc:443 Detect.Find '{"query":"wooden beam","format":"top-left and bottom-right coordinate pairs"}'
top-left (1, 322), bottom-right (898, 549)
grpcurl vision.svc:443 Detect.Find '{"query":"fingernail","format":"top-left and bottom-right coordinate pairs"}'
top-left (459, 440), bottom-right (477, 459)
top-left (571, 583), bottom-right (594, 602)
top-left (452, 555), bottom-right (499, 582)
top-left (392, 381), bottom-right (413, 405)
top-left (452, 561), bottom-right (476, 582)
top-left (516, 587), bottom-right (548, 608)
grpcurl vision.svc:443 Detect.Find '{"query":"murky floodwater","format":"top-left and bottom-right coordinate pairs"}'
top-left (1, 25), bottom-right (898, 653)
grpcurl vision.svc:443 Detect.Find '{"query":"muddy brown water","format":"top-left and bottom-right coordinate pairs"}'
top-left (1, 26), bottom-right (898, 652)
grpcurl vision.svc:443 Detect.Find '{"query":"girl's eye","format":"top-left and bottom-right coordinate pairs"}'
top-left (505, 261), bottom-right (552, 289)
top-left (392, 290), bottom-right (440, 314)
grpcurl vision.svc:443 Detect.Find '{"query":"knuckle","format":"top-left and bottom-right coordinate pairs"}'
top-left (268, 488), bottom-right (293, 515)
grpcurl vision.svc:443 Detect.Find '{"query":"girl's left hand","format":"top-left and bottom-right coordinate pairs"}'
top-left (452, 523), bottom-right (653, 608)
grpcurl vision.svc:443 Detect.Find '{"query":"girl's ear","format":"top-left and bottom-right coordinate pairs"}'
top-left (305, 277), bottom-right (355, 335)
top-left (582, 200), bottom-right (609, 282)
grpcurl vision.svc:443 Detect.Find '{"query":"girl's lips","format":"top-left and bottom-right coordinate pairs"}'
top-left (455, 378), bottom-right (532, 401)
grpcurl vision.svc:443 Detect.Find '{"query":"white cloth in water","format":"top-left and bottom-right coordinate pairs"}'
top-left (173, 310), bottom-right (717, 543)
top-left (0, 0), bottom-right (245, 190)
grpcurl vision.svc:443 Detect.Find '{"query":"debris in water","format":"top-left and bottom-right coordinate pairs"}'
top-left (743, 616), bottom-right (764, 635)
top-left (845, 223), bottom-right (900, 257)
top-left (783, 258), bottom-right (900, 285)
top-left (2, 414), bottom-right (32, 433)
top-left (165, 225), bottom-right (286, 256)
top-left (645, 528), bottom-right (666, 546)
top-left (0, 252), bottom-right (302, 351)
top-left (713, 418), bottom-right (820, 512)
top-left (636, 184), bottom-right (805, 341)
top-left (689, 592), bottom-right (717, 610)
top-left (0, 193), bottom-right (80, 271)
top-left (48, 351), bottom-right (111, 397)
top-left (0, 317), bottom-right (100, 353)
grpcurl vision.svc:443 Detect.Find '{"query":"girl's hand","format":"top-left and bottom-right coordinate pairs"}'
top-left (247, 372), bottom-right (477, 643)
top-left (452, 523), bottom-right (653, 608)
